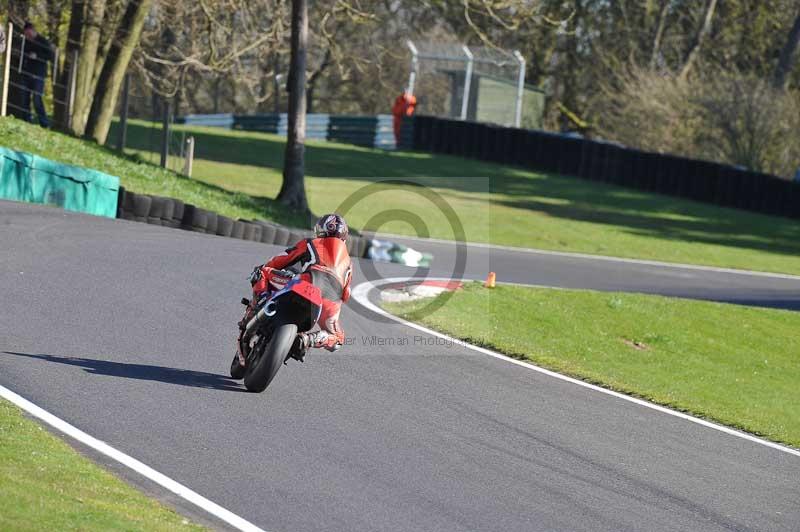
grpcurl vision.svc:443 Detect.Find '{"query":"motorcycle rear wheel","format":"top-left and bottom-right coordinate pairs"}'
top-left (243, 322), bottom-right (298, 392)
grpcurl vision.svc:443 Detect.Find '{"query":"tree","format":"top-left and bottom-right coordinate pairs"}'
top-left (44, 0), bottom-right (68, 50)
top-left (85, 0), bottom-right (152, 144)
top-left (53, 0), bottom-right (85, 128)
top-left (774, 9), bottom-right (800, 90)
top-left (678, 0), bottom-right (718, 81)
top-left (7, 0), bottom-right (30, 22)
top-left (277, 0), bottom-right (312, 219)
top-left (599, 67), bottom-right (800, 178)
top-left (69, 0), bottom-right (106, 136)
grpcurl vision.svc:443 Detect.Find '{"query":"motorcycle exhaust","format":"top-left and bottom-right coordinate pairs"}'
top-left (244, 300), bottom-right (277, 334)
top-left (237, 300), bottom-right (278, 367)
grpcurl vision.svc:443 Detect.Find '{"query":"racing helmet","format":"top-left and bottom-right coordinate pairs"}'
top-left (314, 213), bottom-right (348, 241)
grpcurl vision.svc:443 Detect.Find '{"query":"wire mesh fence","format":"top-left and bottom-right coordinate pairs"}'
top-left (406, 41), bottom-right (544, 129)
top-left (111, 85), bottom-right (190, 175)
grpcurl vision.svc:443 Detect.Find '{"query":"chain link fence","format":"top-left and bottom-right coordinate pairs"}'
top-left (405, 41), bottom-right (545, 129)
top-left (107, 74), bottom-right (192, 175)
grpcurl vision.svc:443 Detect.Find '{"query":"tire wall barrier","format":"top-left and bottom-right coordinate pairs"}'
top-left (116, 189), bottom-right (428, 266)
top-left (0, 146), bottom-right (120, 218)
top-left (407, 116), bottom-right (800, 220)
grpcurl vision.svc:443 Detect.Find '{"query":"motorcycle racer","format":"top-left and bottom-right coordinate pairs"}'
top-left (246, 214), bottom-right (352, 357)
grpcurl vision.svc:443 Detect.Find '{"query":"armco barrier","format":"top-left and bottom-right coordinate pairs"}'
top-left (179, 113), bottom-right (399, 150)
top-left (407, 116), bottom-right (800, 220)
top-left (0, 146), bottom-right (119, 218)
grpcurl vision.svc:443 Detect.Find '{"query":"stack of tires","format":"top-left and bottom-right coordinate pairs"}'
top-left (115, 188), bottom-right (372, 259)
top-left (117, 188), bottom-right (185, 228)
top-left (250, 219), bottom-right (371, 259)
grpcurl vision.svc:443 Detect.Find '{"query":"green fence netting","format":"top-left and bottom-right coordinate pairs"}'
top-left (0, 146), bottom-right (119, 218)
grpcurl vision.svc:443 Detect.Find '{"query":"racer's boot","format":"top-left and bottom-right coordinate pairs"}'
top-left (307, 331), bottom-right (342, 352)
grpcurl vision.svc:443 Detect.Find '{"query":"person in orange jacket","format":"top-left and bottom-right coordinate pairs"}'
top-left (247, 214), bottom-right (352, 355)
top-left (392, 90), bottom-right (417, 144)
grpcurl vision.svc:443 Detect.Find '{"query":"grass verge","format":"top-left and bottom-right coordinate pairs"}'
top-left (0, 398), bottom-right (204, 530)
top-left (384, 282), bottom-right (800, 448)
top-left (2, 117), bottom-right (799, 275)
top-left (0, 117), bottom-right (307, 227)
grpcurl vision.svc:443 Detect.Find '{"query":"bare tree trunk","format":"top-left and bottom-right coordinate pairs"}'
top-left (277, 0), bottom-right (312, 219)
top-left (91, 0), bottom-right (125, 93)
top-left (649, 0), bottom-right (670, 70)
top-left (773, 10), bottom-right (800, 90)
top-left (45, 0), bottom-right (66, 50)
top-left (85, 0), bottom-right (152, 145)
top-left (678, 0), bottom-right (718, 81)
top-left (306, 48), bottom-right (331, 115)
top-left (306, 85), bottom-right (316, 114)
top-left (8, 0), bottom-right (30, 24)
top-left (213, 76), bottom-right (221, 114)
top-left (70, 0), bottom-right (106, 136)
top-left (53, 0), bottom-right (84, 129)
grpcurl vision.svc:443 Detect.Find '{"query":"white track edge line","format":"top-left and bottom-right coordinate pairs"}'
top-left (351, 278), bottom-right (800, 458)
top-left (370, 232), bottom-right (800, 281)
top-left (0, 384), bottom-right (267, 532)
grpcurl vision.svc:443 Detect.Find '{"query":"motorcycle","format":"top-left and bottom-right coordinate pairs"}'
top-left (230, 267), bottom-right (323, 392)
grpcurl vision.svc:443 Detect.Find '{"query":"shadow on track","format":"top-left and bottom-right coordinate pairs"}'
top-left (2, 351), bottom-right (245, 392)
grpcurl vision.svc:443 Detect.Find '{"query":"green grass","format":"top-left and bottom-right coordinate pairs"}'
top-left (0, 118), bottom-right (308, 227)
top-left (0, 398), bottom-right (204, 531)
top-left (384, 283), bottom-right (800, 448)
top-left (2, 116), bottom-right (799, 275)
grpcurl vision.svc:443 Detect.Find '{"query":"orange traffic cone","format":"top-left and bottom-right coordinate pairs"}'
top-left (484, 272), bottom-right (496, 288)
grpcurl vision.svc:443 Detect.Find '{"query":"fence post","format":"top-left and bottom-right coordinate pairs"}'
top-left (405, 40), bottom-right (418, 95)
top-left (160, 99), bottom-right (170, 168)
top-left (273, 52), bottom-right (282, 114)
top-left (183, 136), bottom-right (194, 177)
top-left (460, 45), bottom-right (473, 121)
top-left (52, 47), bottom-right (59, 91)
top-left (117, 73), bottom-right (130, 151)
top-left (1, 22), bottom-right (12, 117)
top-left (17, 30), bottom-right (25, 73)
top-left (66, 50), bottom-right (78, 131)
top-left (513, 50), bottom-right (526, 128)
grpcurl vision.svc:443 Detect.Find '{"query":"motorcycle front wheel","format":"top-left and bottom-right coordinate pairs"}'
top-left (243, 322), bottom-right (298, 392)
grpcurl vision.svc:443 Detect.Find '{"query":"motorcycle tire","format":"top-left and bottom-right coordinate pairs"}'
top-left (243, 322), bottom-right (297, 393)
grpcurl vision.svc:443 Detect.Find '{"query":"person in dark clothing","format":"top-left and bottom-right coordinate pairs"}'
top-left (22, 22), bottom-right (53, 128)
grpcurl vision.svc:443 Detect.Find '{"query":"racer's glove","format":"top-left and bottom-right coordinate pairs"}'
top-left (249, 265), bottom-right (264, 286)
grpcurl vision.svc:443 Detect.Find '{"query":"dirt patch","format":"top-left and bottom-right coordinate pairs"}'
top-left (622, 338), bottom-right (650, 351)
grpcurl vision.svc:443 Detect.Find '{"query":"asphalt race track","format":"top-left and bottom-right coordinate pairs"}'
top-left (377, 235), bottom-right (800, 311)
top-left (1, 200), bottom-right (799, 532)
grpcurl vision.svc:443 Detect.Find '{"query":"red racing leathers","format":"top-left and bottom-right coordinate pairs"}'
top-left (254, 236), bottom-right (352, 350)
